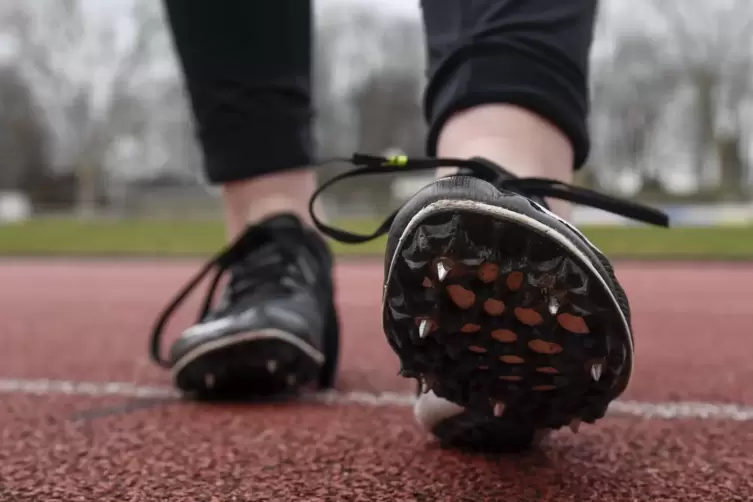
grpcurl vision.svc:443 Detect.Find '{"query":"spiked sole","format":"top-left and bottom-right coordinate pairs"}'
top-left (172, 329), bottom-right (324, 400)
top-left (383, 178), bottom-right (633, 441)
top-left (433, 410), bottom-right (544, 452)
top-left (415, 391), bottom-right (546, 453)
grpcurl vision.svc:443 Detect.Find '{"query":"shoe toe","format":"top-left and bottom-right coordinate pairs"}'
top-left (414, 390), bottom-right (467, 432)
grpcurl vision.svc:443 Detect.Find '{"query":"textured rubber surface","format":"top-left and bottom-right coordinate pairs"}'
top-left (173, 335), bottom-right (321, 400)
top-left (384, 200), bottom-right (631, 438)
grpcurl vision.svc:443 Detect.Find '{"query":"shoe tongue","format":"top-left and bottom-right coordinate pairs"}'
top-left (226, 213), bottom-right (303, 262)
top-left (259, 212), bottom-right (304, 230)
top-left (466, 156), bottom-right (517, 182)
top-left (230, 213), bottom-right (308, 287)
top-left (466, 157), bottom-right (551, 210)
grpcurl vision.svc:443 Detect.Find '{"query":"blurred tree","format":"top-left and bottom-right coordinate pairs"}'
top-left (313, 8), bottom-right (354, 161)
top-left (651, 0), bottom-right (753, 199)
top-left (0, 0), bottom-right (168, 216)
top-left (312, 5), bottom-right (426, 216)
top-left (590, 31), bottom-right (680, 194)
top-left (0, 66), bottom-right (50, 197)
top-left (349, 68), bottom-right (425, 213)
top-left (354, 71), bottom-right (424, 156)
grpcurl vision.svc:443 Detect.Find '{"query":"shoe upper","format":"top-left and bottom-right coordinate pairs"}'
top-left (202, 214), bottom-right (331, 341)
top-left (150, 213), bottom-right (339, 381)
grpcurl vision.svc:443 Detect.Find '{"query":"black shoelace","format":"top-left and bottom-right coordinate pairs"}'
top-left (150, 153), bottom-right (669, 369)
top-left (149, 225), bottom-right (313, 368)
top-left (308, 153), bottom-right (670, 244)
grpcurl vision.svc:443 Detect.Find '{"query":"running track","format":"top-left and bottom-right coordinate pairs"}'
top-left (2, 259), bottom-right (753, 501)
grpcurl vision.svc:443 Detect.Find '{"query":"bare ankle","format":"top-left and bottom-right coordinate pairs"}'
top-left (435, 104), bottom-right (575, 218)
top-left (221, 169), bottom-right (317, 239)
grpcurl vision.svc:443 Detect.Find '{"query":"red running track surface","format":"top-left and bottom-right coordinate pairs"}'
top-left (2, 259), bottom-right (753, 501)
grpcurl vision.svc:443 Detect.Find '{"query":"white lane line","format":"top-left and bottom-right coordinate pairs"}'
top-left (2, 377), bottom-right (753, 421)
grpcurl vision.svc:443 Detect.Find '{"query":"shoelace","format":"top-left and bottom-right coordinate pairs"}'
top-left (150, 154), bottom-right (669, 369)
top-left (149, 225), bottom-right (312, 368)
top-left (308, 153), bottom-right (670, 244)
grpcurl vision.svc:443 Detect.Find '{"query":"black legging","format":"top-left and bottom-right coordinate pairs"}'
top-left (162, 0), bottom-right (596, 184)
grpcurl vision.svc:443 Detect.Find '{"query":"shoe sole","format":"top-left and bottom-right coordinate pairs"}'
top-left (172, 328), bottom-right (325, 400)
top-left (433, 410), bottom-right (545, 452)
top-left (384, 192), bottom-right (632, 438)
top-left (415, 391), bottom-right (544, 453)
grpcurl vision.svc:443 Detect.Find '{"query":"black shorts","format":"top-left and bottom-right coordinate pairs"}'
top-left (163, 0), bottom-right (597, 184)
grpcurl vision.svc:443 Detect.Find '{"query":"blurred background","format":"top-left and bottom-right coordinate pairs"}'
top-left (0, 0), bottom-right (751, 238)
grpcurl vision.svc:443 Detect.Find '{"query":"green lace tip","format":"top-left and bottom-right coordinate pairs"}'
top-left (385, 155), bottom-right (408, 166)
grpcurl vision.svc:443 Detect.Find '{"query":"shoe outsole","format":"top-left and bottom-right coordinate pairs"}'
top-left (172, 330), bottom-right (323, 400)
top-left (384, 194), bottom-right (632, 442)
top-left (415, 391), bottom-right (544, 453)
top-left (432, 410), bottom-right (544, 453)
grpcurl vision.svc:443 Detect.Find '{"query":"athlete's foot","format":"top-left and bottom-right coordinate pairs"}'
top-left (310, 153), bottom-right (669, 452)
top-left (149, 213), bottom-right (339, 400)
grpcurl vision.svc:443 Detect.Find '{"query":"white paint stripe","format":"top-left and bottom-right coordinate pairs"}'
top-left (2, 377), bottom-right (753, 421)
top-left (0, 378), bottom-right (179, 399)
top-left (607, 401), bottom-right (753, 421)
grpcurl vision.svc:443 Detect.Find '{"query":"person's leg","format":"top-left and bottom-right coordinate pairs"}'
top-left (401, 0), bottom-right (669, 450)
top-left (149, 0), bottom-right (339, 397)
top-left (434, 104), bottom-right (575, 218)
top-left (408, 0), bottom-right (599, 449)
top-left (425, 0), bottom-right (593, 219)
top-left (309, 0), bottom-right (667, 451)
top-left (162, 0), bottom-right (316, 238)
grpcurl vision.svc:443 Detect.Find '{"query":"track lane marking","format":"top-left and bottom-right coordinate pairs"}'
top-left (3, 377), bottom-right (753, 420)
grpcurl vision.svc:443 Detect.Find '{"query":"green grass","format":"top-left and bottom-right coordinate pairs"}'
top-left (0, 217), bottom-right (752, 259)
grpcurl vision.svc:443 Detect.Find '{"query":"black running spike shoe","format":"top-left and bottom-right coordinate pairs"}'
top-left (150, 213), bottom-right (339, 400)
top-left (309, 153), bottom-right (669, 452)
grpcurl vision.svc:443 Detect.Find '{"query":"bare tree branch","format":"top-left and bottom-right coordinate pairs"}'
top-left (0, 0), bottom-right (168, 214)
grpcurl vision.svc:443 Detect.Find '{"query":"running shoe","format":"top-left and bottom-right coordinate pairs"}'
top-left (309, 153), bottom-right (668, 451)
top-left (150, 213), bottom-right (340, 400)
